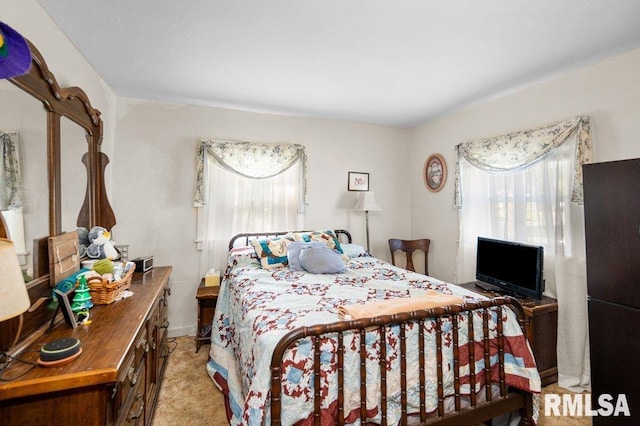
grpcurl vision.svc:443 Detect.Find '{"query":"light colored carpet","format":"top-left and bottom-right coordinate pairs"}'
top-left (538, 383), bottom-right (592, 426)
top-left (153, 336), bottom-right (591, 425)
top-left (153, 336), bottom-right (223, 425)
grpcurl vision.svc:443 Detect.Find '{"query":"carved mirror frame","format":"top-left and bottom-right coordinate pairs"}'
top-left (0, 39), bottom-right (116, 351)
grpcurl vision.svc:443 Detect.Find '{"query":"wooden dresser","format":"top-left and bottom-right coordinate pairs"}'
top-left (0, 266), bottom-right (172, 426)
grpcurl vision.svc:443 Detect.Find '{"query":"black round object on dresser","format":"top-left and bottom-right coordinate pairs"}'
top-left (39, 337), bottom-right (81, 362)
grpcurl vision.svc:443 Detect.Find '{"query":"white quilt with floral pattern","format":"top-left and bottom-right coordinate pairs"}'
top-left (207, 247), bottom-right (540, 426)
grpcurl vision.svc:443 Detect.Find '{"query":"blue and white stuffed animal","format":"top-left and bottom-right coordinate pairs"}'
top-left (86, 226), bottom-right (119, 260)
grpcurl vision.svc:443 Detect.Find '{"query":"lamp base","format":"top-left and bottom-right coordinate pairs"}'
top-left (0, 314), bottom-right (23, 354)
top-left (365, 210), bottom-right (371, 255)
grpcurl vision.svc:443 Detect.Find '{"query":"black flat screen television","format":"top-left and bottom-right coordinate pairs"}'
top-left (475, 237), bottom-right (544, 300)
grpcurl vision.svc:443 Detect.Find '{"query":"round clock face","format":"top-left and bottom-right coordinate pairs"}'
top-left (424, 154), bottom-right (447, 192)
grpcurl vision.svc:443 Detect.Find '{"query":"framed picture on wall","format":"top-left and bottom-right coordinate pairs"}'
top-left (424, 154), bottom-right (447, 192)
top-left (347, 172), bottom-right (369, 191)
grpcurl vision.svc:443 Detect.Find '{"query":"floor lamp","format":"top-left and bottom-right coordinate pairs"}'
top-left (353, 191), bottom-right (381, 254)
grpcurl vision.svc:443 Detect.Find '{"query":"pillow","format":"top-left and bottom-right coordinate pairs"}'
top-left (228, 246), bottom-right (260, 268)
top-left (250, 236), bottom-right (294, 269)
top-left (290, 230), bottom-right (344, 254)
top-left (341, 243), bottom-right (368, 258)
top-left (298, 245), bottom-right (347, 274)
top-left (287, 241), bottom-right (326, 271)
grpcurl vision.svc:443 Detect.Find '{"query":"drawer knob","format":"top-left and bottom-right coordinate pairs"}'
top-left (138, 337), bottom-right (150, 353)
top-left (127, 367), bottom-right (139, 386)
top-left (128, 395), bottom-right (144, 420)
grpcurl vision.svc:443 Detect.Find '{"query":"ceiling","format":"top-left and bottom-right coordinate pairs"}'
top-left (37, 0), bottom-right (640, 128)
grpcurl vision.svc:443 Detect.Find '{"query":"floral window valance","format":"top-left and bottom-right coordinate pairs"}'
top-left (454, 115), bottom-right (592, 207)
top-left (0, 131), bottom-right (22, 210)
top-left (193, 139), bottom-right (307, 209)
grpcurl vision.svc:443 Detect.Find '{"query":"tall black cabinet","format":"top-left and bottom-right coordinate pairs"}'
top-left (583, 158), bottom-right (640, 425)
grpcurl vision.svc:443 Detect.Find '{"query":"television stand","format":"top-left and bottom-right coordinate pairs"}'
top-left (459, 281), bottom-right (558, 386)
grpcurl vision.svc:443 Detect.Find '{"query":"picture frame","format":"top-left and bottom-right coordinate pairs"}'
top-left (53, 287), bottom-right (78, 330)
top-left (347, 172), bottom-right (370, 191)
top-left (424, 154), bottom-right (447, 192)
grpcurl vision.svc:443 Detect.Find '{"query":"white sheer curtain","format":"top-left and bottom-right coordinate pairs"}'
top-left (1, 131), bottom-right (27, 260)
top-left (456, 117), bottom-right (592, 392)
top-left (0, 131), bottom-right (22, 210)
top-left (195, 140), bottom-right (305, 276)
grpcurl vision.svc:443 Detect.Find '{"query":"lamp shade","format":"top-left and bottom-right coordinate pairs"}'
top-left (0, 238), bottom-right (30, 322)
top-left (353, 191), bottom-right (381, 212)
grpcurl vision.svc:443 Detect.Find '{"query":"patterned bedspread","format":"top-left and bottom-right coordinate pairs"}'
top-left (207, 247), bottom-right (541, 426)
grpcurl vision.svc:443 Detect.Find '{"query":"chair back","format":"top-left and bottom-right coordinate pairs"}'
top-left (388, 238), bottom-right (431, 275)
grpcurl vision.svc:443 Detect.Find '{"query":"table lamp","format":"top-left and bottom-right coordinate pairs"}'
top-left (0, 238), bottom-right (31, 357)
top-left (353, 191), bottom-right (381, 254)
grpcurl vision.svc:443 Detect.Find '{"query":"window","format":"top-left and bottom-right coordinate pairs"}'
top-left (194, 140), bottom-right (306, 273)
top-left (457, 139), bottom-right (576, 285)
top-left (454, 116), bottom-right (592, 392)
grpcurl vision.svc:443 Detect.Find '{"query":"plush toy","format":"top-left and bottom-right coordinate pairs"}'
top-left (77, 227), bottom-right (89, 258)
top-left (86, 226), bottom-right (119, 260)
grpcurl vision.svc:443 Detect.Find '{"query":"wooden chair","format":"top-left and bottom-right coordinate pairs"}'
top-left (388, 238), bottom-right (431, 275)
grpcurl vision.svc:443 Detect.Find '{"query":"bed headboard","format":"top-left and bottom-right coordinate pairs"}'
top-left (228, 229), bottom-right (352, 250)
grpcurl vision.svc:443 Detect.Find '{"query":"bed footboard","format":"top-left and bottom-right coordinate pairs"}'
top-left (269, 297), bottom-right (534, 426)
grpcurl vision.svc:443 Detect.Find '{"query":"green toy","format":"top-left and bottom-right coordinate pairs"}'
top-left (71, 275), bottom-right (93, 312)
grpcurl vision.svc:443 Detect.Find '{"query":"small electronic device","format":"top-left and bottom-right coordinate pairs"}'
top-left (132, 255), bottom-right (153, 272)
top-left (38, 337), bottom-right (82, 367)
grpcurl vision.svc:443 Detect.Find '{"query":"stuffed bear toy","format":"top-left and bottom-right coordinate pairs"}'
top-left (86, 226), bottom-right (119, 260)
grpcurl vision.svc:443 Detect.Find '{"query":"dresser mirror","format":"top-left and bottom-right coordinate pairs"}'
top-left (0, 78), bottom-right (48, 281)
top-left (60, 116), bottom-right (88, 233)
top-left (0, 38), bottom-right (116, 352)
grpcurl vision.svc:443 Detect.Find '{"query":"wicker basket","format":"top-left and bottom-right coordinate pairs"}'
top-left (87, 264), bottom-right (136, 305)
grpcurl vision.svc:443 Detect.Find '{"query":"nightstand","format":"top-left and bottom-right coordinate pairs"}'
top-left (195, 279), bottom-right (220, 353)
top-left (458, 282), bottom-right (558, 386)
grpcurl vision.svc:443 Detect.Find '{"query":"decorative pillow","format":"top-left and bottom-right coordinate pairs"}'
top-left (298, 245), bottom-right (347, 274)
top-left (250, 236), bottom-right (294, 269)
top-left (228, 246), bottom-right (260, 268)
top-left (290, 230), bottom-right (344, 254)
top-left (287, 241), bottom-right (326, 271)
top-left (341, 243), bottom-right (368, 258)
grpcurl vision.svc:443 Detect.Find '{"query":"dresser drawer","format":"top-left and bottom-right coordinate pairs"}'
top-left (119, 362), bottom-right (146, 426)
top-left (114, 326), bottom-right (148, 415)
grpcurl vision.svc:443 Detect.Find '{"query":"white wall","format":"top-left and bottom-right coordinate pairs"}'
top-left (410, 46), bottom-right (640, 283)
top-left (112, 98), bottom-right (411, 336)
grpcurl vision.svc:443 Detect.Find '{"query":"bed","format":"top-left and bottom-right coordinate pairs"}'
top-left (207, 230), bottom-right (540, 426)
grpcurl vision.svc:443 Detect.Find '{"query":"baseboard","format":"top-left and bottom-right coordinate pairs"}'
top-left (168, 325), bottom-right (196, 338)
